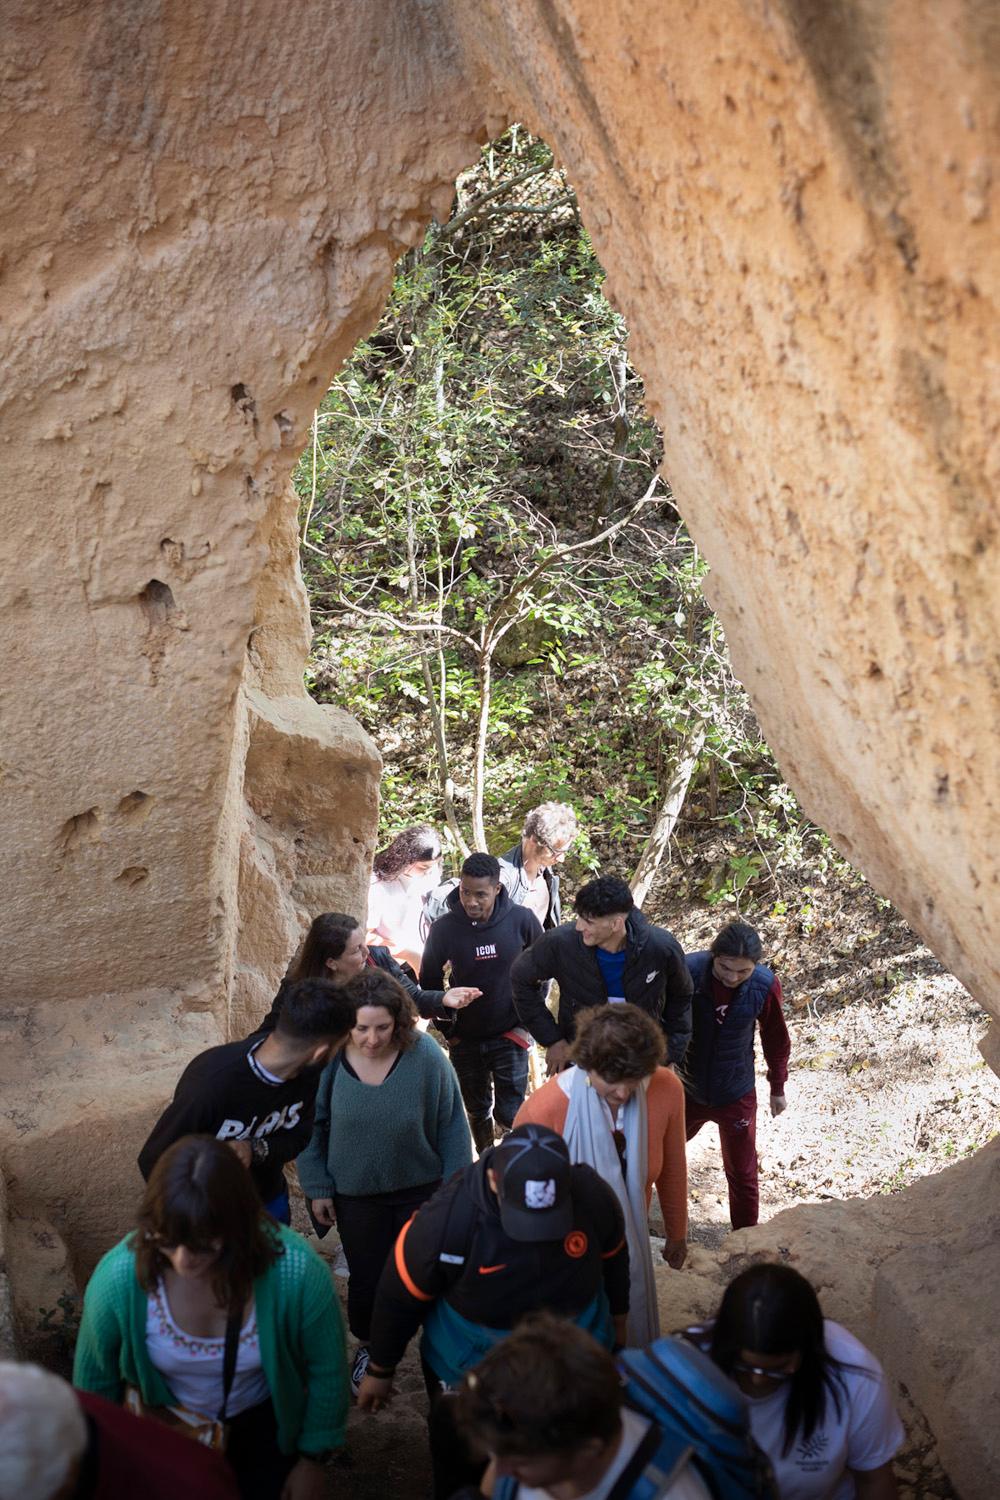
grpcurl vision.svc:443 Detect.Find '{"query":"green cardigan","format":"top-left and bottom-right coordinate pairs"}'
top-left (72, 1223), bottom-right (348, 1455)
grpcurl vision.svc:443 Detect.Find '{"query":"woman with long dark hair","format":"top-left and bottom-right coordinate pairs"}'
top-left (297, 968), bottom-right (471, 1398)
top-left (73, 1136), bottom-right (348, 1500)
top-left (691, 1263), bottom-right (903, 1499)
top-left (255, 911), bottom-right (479, 1034)
top-left (366, 824), bottom-right (444, 973)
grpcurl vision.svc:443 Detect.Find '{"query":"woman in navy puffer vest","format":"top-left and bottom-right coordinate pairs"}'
top-left (681, 922), bottom-right (791, 1229)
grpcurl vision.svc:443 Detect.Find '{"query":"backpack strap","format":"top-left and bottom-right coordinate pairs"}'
top-left (606, 1419), bottom-right (692, 1499)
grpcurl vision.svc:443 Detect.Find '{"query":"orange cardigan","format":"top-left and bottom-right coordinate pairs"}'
top-left (513, 1068), bottom-right (688, 1243)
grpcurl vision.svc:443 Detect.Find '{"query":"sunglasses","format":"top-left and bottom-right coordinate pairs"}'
top-left (732, 1359), bottom-right (795, 1382)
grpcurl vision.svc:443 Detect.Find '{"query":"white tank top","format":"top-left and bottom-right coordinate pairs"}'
top-left (146, 1280), bottom-right (270, 1418)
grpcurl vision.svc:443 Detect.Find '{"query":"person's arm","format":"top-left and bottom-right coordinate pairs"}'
top-left (295, 1063), bottom-right (337, 1215)
top-left (659, 938), bottom-right (693, 1067)
top-left (290, 1246), bottom-right (351, 1460)
top-left (758, 978), bottom-right (791, 1111)
top-left (72, 1253), bottom-right (129, 1403)
top-left (651, 1072), bottom-right (688, 1266)
top-left (417, 926), bottom-right (449, 999)
top-left (852, 1465), bottom-right (899, 1500)
top-left (137, 1057), bottom-right (217, 1180)
top-left (510, 934), bottom-right (563, 1047)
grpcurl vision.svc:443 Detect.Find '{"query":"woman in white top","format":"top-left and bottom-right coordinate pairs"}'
top-left (74, 1136), bottom-right (348, 1500)
top-left (366, 823), bottom-right (443, 974)
top-left (692, 1263), bottom-right (903, 1500)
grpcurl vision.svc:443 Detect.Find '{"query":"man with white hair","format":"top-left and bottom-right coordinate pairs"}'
top-left (423, 802), bottom-right (578, 933)
top-left (0, 1361), bottom-right (237, 1499)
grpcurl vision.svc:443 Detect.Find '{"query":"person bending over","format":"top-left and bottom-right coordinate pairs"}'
top-left (511, 875), bottom-right (692, 1075)
top-left (451, 1313), bottom-right (712, 1500)
top-left (75, 1136), bottom-right (349, 1500)
top-left (138, 979), bottom-right (356, 1222)
top-left (357, 1123), bottom-right (629, 1498)
top-left (688, 1263), bottom-right (902, 1500)
top-left (515, 1003), bottom-right (687, 1342)
top-left (681, 920), bottom-right (790, 1229)
top-left (420, 853), bottom-right (542, 1152)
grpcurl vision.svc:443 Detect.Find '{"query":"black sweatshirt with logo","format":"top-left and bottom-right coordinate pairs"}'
top-left (419, 886), bottom-right (542, 1041)
top-left (137, 1039), bottom-right (321, 1201)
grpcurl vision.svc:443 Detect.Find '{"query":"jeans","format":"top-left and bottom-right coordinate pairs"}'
top-left (448, 1036), bottom-right (529, 1154)
top-left (685, 1087), bottom-right (759, 1229)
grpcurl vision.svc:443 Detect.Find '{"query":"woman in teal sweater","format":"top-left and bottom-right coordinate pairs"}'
top-left (297, 967), bottom-right (472, 1396)
top-left (73, 1136), bottom-right (348, 1500)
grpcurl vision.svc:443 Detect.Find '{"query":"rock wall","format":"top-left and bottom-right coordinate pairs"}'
top-left (0, 0), bottom-right (997, 1487)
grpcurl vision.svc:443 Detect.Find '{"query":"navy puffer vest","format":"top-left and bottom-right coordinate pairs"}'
top-left (682, 951), bottom-right (774, 1107)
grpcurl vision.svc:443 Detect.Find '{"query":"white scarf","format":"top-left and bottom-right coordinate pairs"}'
top-left (561, 1066), bottom-right (660, 1345)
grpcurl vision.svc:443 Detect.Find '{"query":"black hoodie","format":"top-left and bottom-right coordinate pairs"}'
top-left (419, 886), bottom-right (542, 1041)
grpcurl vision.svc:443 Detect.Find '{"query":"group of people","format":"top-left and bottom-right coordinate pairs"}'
top-left (2, 804), bottom-right (905, 1500)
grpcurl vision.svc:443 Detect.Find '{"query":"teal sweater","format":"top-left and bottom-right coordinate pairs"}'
top-left (72, 1223), bottom-right (348, 1454)
top-left (297, 1030), bottom-right (472, 1199)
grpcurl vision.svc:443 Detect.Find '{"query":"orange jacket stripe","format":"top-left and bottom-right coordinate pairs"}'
top-left (394, 1215), bottom-right (433, 1302)
top-left (602, 1235), bottom-right (626, 1260)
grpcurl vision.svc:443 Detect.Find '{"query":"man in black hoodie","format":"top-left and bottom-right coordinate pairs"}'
top-left (137, 978), bottom-right (355, 1221)
top-left (511, 875), bottom-right (693, 1075)
top-left (420, 853), bottom-right (542, 1153)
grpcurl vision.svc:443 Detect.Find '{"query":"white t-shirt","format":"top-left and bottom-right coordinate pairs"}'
top-left (367, 871), bottom-right (434, 963)
top-left (519, 869), bottom-right (551, 928)
top-left (746, 1321), bottom-right (904, 1500)
top-left (514, 1406), bottom-right (711, 1500)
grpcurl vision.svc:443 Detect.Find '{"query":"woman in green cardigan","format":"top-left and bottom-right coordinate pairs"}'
top-left (73, 1136), bottom-right (348, 1500)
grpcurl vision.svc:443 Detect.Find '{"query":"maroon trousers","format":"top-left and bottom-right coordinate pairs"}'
top-left (685, 1088), bottom-right (759, 1229)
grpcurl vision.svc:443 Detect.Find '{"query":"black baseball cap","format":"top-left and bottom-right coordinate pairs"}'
top-left (491, 1124), bottom-right (573, 1242)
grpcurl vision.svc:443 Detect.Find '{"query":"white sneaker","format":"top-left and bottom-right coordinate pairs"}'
top-left (350, 1344), bottom-right (370, 1398)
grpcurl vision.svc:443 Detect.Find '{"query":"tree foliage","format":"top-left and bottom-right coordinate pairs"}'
top-left (294, 129), bottom-right (835, 903)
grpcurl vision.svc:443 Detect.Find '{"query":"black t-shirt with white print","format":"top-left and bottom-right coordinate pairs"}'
top-left (137, 1038), bottom-right (321, 1201)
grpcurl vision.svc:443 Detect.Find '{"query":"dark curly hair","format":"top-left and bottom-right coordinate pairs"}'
top-left (710, 921), bottom-right (763, 962)
top-left (339, 968), bottom-right (418, 1050)
top-left (134, 1137), bottom-right (280, 1314)
top-left (574, 876), bottom-right (634, 919)
top-left (372, 825), bottom-right (441, 881)
top-left (569, 1004), bottom-right (665, 1081)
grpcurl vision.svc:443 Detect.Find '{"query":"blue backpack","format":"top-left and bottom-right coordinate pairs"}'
top-left (492, 1335), bottom-right (775, 1500)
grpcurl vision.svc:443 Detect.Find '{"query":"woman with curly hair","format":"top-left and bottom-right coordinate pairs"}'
top-left (366, 824), bottom-right (444, 974)
top-left (514, 1002), bottom-right (687, 1343)
top-left (297, 967), bottom-right (472, 1398)
top-left (73, 1136), bottom-right (348, 1500)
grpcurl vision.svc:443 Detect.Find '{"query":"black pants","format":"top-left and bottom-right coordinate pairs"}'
top-left (335, 1181), bottom-right (439, 1340)
top-left (226, 1399), bottom-right (296, 1500)
top-left (421, 1358), bottom-right (487, 1500)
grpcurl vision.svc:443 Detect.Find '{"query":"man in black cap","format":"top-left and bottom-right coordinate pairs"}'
top-left (356, 1123), bottom-right (630, 1497)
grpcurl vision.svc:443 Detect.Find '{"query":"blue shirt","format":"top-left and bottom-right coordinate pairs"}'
top-left (595, 946), bottom-right (627, 1003)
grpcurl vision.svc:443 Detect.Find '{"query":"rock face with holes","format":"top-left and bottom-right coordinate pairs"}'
top-left (0, 0), bottom-right (997, 1489)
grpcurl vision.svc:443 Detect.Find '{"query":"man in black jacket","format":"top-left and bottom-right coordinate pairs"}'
top-left (420, 853), bottom-right (542, 1152)
top-left (137, 978), bottom-right (355, 1222)
top-left (511, 875), bottom-right (692, 1075)
top-left (357, 1124), bottom-right (628, 1497)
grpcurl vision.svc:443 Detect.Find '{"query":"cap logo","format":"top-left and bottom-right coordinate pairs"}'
top-left (524, 1178), bottom-right (557, 1209)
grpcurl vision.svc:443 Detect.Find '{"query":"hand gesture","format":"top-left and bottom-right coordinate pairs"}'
top-left (442, 986), bottom-right (482, 1010)
top-left (310, 1198), bottom-right (336, 1227)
